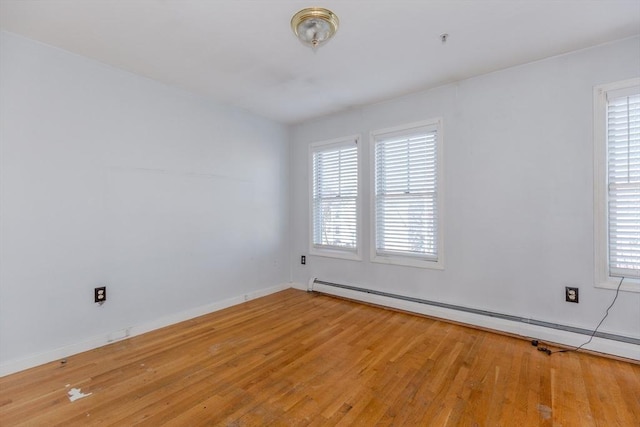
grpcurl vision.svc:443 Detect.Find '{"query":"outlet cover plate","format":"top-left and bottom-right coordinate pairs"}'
top-left (565, 286), bottom-right (579, 303)
top-left (95, 286), bottom-right (106, 303)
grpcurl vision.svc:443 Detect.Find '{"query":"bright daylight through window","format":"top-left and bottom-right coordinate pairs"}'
top-left (372, 120), bottom-right (443, 269)
top-left (594, 78), bottom-right (640, 291)
top-left (310, 137), bottom-right (359, 259)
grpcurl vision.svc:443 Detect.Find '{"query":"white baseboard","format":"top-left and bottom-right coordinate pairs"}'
top-left (0, 283), bottom-right (291, 377)
top-left (301, 281), bottom-right (640, 361)
top-left (4, 281), bottom-right (636, 377)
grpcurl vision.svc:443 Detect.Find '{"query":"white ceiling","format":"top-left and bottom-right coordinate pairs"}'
top-left (1, 0), bottom-right (639, 124)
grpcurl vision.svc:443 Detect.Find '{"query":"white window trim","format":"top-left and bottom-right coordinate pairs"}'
top-left (308, 135), bottom-right (362, 261)
top-left (369, 119), bottom-right (445, 270)
top-left (593, 78), bottom-right (640, 292)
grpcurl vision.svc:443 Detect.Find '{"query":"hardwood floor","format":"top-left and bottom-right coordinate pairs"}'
top-left (1, 289), bottom-right (638, 426)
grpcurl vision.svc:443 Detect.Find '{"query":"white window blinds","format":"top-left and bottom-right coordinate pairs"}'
top-left (374, 126), bottom-right (439, 260)
top-left (607, 91), bottom-right (640, 278)
top-left (312, 140), bottom-right (358, 251)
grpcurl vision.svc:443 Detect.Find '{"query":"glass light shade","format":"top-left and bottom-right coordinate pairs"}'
top-left (291, 8), bottom-right (339, 47)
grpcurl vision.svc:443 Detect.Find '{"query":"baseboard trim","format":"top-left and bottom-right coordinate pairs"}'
top-left (0, 283), bottom-right (291, 377)
top-left (4, 281), bottom-right (636, 377)
top-left (296, 280), bottom-right (640, 361)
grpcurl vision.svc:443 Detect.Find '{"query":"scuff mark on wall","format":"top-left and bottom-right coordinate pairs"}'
top-left (107, 327), bottom-right (130, 342)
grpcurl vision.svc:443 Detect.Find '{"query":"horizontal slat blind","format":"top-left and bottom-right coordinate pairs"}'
top-left (312, 141), bottom-right (358, 251)
top-left (374, 128), bottom-right (438, 259)
top-left (607, 92), bottom-right (640, 277)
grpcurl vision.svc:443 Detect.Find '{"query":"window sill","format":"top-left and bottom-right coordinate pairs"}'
top-left (309, 247), bottom-right (362, 262)
top-left (371, 254), bottom-right (444, 270)
top-left (595, 277), bottom-right (640, 293)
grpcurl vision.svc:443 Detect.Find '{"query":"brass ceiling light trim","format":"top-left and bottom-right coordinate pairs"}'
top-left (291, 7), bottom-right (339, 48)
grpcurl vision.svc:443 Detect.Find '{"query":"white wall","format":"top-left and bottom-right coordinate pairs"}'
top-left (1, 31), bottom-right (638, 374)
top-left (0, 31), bottom-right (290, 373)
top-left (290, 37), bottom-right (640, 351)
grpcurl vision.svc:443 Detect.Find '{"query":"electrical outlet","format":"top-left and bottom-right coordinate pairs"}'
top-left (565, 287), bottom-right (578, 303)
top-left (95, 286), bottom-right (106, 304)
top-left (301, 255), bottom-right (306, 265)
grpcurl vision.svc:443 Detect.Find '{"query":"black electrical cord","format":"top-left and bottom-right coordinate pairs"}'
top-left (532, 276), bottom-right (625, 355)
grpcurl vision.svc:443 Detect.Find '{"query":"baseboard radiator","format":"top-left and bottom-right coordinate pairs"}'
top-left (309, 279), bottom-right (640, 346)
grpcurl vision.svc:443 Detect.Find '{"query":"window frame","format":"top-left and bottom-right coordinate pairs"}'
top-left (593, 78), bottom-right (640, 292)
top-left (308, 135), bottom-right (362, 261)
top-left (370, 119), bottom-right (445, 269)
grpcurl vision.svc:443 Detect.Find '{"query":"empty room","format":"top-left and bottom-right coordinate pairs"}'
top-left (0, 0), bottom-right (639, 425)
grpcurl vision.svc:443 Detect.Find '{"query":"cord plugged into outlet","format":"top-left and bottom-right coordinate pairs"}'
top-left (532, 277), bottom-right (624, 356)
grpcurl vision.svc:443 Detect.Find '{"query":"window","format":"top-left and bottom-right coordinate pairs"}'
top-left (310, 136), bottom-right (360, 259)
top-left (594, 78), bottom-right (640, 291)
top-left (371, 120), bottom-right (443, 269)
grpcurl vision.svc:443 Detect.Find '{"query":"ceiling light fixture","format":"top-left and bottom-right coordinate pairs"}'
top-left (291, 7), bottom-right (339, 48)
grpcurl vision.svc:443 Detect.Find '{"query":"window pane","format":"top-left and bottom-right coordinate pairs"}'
top-left (312, 142), bottom-right (358, 251)
top-left (607, 93), bottom-right (640, 277)
top-left (374, 127), bottom-right (438, 259)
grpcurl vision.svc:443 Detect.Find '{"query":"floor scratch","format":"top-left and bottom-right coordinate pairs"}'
top-left (68, 388), bottom-right (92, 402)
top-left (537, 403), bottom-right (552, 420)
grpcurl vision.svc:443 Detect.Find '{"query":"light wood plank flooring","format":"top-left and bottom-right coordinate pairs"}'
top-left (1, 289), bottom-right (638, 426)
